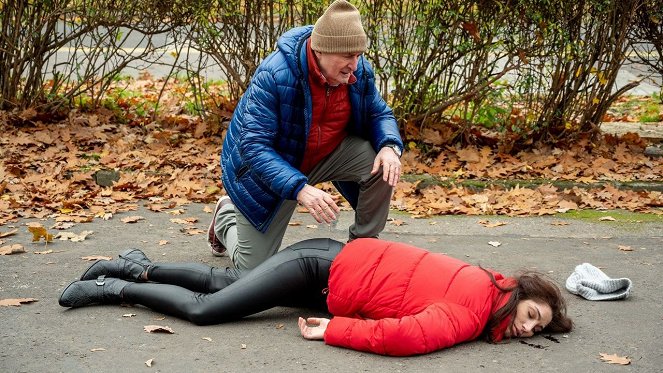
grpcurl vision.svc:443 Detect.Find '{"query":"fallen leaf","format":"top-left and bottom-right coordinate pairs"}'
top-left (121, 216), bottom-right (145, 223)
top-left (51, 222), bottom-right (75, 230)
top-left (618, 245), bottom-right (634, 251)
top-left (488, 241), bottom-right (502, 247)
top-left (90, 348), bottom-right (105, 352)
top-left (599, 353), bottom-right (631, 365)
top-left (55, 215), bottom-right (93, 223)
top-left (275, 324), bottom-right (284, 329)
top-left (55, 231), bottom-right (93, 242)
top-left (241, 344), bottom-right (247, 349)
top-left (145, 358), bottom-right (154, 367)
top-left (0, 244), bottom-right (26, 255)
top-left (389, 219), bottom-right (406, 226)
top-left (202, 337), bottom-right (213, 342)
top-left (123, 313), bottom-right (136, 317)
top-left (34, 249), bottom-right (53, 255)
top-left (288, 221), bottom-right (303, 226)
top-left (599, 216), bottom-right (616, 221)
top-left (28, 225), bottom-right (54, 243)
top-left (170, 218), bottom-right (196, 225)
top-left (0, 229), bottom-right (17, 238)
top-left (202, 206), bottom-right (213, 213)
top-left (306, 224), bottom-right (318, 229)
top-left (144, 325), bottom-right (174, 334)
top-left (0, 298), bottom-right (38, 307)
top-left (158, 240), bottom-right (168, 246)
top-left (153, 316), bottom-right (166, 321)
top-left (551, 221), bottom-right (570, 226)
top-left (184, 228), bottom-right (205, 235)
top-left (81, 255), bottom-right (112, 261)
top-left (479, 220), bottom-right (507, 228)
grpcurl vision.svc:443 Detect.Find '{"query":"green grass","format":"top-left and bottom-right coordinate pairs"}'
top-left (609, 94), bottom-right (662, 123)
top-left (560, 209), bottom-right (663, 223)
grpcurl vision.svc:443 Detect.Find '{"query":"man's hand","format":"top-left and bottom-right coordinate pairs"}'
top-left (371, 146), bottom-right (402, 187)
top-left (298, 317), bottom-right (329, 340)
top-left (296, 184), bottom-right (340, 224)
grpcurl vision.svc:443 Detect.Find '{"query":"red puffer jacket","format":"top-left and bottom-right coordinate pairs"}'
top-left (324, 239), bottom-right (514, 356)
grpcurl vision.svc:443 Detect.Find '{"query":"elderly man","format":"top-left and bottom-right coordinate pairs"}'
top-left (207, 0), bottom-right (403, 269)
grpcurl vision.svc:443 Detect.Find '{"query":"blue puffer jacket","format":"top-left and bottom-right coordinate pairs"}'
top-left (221, 26), bottom-right (403, 233)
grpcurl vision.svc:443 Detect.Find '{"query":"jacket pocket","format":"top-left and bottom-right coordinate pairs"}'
top-left (235, 164), bottom-right (249, 181)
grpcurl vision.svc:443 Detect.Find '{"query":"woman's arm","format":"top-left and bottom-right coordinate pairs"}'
top-left (298, 317), bottom-right (329, 340)
top-left (322, 303), bottom-right (483, 356)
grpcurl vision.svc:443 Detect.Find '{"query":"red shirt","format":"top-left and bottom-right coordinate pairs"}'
top-left (300, 39), bottom-right (355, 174)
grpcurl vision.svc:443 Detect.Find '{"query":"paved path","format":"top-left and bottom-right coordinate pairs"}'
top-left (2, 205), bottom-right (662, 372)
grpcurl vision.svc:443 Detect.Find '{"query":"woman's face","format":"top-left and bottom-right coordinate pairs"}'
top-left (504, 299), bottom-right (553, 338)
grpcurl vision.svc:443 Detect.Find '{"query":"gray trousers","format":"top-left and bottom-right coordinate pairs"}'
top-left (214, 136), bottom-right (393, 270)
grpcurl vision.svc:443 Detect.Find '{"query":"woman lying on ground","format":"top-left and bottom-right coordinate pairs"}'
top-left (59, 238), bottom-right (573, 356)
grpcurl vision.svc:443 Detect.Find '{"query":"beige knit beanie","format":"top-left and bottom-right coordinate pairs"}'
top-left (311, 0), bottom-right (367, 53)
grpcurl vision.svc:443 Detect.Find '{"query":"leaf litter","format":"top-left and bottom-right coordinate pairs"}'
top-left (0, 92), bottom-right (661, 230)
top-left (599, 353), bottom-right (631, 365)
top-left (0, 298), bottom-right (38, 307)
top-left (0, 244), bottom-right (25, 255)
top-left (144, 325), bottom-right (175, 334)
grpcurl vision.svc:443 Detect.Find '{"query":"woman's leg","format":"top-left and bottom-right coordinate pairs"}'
top-left (121, 238), bottom-right (344, 325)
top-left (146, 263), bottom-right (245, 293)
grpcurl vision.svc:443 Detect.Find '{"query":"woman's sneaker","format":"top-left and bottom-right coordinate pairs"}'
top-left (208, 196), bottom-right (232, 256)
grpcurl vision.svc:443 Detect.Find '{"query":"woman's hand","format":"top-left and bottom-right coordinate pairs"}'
top-left (298, 317), bottom-right (329, 340)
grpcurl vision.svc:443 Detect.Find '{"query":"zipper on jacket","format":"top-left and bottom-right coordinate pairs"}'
top-left (235, 164), bottom-right (249, 181)
top-left (318, 86), bottom-right (333, 151)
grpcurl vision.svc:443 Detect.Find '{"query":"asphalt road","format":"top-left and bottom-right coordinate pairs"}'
top-left (1, 206), bottom-right (662, 372)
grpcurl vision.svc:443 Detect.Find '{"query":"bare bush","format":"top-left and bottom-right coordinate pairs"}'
top-left (0, 0), bottom-right (188, 112)
top-left (628, 0), bottom-right (663, 100)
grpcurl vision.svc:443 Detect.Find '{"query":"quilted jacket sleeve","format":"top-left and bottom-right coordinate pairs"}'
top-left (239, 69), bottom-right (307, 199)
top-left (365, 82), bottom-right (402, 150)
top-left (356, 60), bottom-right (402, 151)
top-left (323, 302), bottom-right (482, 356)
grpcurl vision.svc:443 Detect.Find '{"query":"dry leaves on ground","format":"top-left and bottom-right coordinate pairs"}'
top-left (0, 298), bottom-right (38, 307)
top-left (121, 216), bottom-right (145, 224)
top-left (144, 325), bottom-right (175, 334)
top-left (0, 229), bottom-right (17, 238)
top-left (27, 224), bottom-right (53, 243)
top-left (599, 353), bottom-right (631, 365)
top-left (81, 255), bottom-right (112, 261)
top-left (479, 220), bottom-right (507, 228)
top-left (0, 244), bottom-right (25, 255)
top-left (55, 231), bottom-right (93, 242)
top-left (0, 102), bottom-right (661, 229)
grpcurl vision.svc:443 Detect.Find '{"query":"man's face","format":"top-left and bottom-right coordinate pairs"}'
top-left (315, 51), bottom-right (361, 86)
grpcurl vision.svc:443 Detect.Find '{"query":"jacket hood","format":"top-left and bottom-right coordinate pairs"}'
top-left (277, 26), bottom-right (314, 78)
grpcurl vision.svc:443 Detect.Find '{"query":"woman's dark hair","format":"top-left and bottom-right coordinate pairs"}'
top-left (480, 269), bottom-right (574, 342)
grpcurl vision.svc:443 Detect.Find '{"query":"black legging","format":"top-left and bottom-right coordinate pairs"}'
top-left (121, 238), bottom-right (344, 325)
